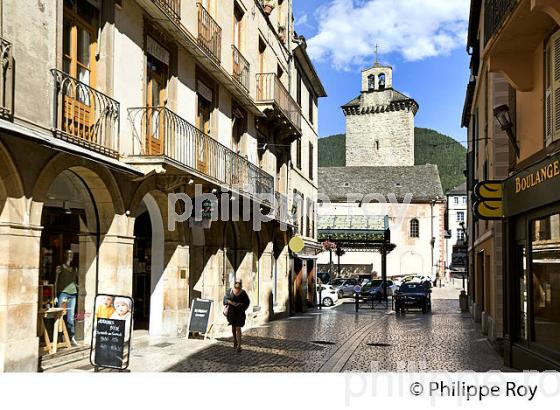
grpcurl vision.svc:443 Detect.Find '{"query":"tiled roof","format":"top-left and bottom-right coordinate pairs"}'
top-left (447, 181), bottom-right (467, 195)
top-left (318, 165), bottom-right (444, 202)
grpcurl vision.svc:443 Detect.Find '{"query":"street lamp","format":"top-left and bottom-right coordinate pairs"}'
top-left (494, 104), bottom-right (519, 157)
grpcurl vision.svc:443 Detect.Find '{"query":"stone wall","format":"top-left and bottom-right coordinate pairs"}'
top-left (345, 108), bottom-right (415, 167)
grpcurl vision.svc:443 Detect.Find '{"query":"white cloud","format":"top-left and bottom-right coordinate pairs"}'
top-left (307, 0), bottom-right (469, 70)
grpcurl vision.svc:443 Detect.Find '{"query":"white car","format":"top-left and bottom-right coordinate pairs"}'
top-left (316, 284), bottom-right (339, 307)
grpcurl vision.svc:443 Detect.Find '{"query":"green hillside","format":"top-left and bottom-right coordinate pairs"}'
top-left (318, 128), bottom-right (466, 193)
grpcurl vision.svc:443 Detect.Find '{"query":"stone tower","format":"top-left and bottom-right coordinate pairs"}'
top-left (343, 63), bottom-right (419, 167)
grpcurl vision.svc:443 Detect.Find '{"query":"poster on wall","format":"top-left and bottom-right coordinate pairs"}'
top-left (90, 294), bottom-right (134, 371)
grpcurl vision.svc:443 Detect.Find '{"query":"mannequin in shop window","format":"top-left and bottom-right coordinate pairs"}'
top-left (55, 249), bottom-right (79, 347)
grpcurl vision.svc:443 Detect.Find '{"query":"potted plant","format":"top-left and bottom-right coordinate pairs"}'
top-left (262, 0), bottom-right (276, 15)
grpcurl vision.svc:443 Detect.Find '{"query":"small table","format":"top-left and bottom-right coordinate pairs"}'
top-left (39, 308), bottom-right (72, 354)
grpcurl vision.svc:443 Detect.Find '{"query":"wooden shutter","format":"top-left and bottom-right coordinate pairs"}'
top-left (552, 30), bottom-right (560, 142)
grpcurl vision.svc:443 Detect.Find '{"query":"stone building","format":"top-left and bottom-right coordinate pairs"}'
top-left (0, 0), bottom-right (325, 372)
top-left (318, 60), bottom-right (445, 280)
top-left (445, 182), bottom-right (467, 278)
top-left (462, 0), bottom-right (560, 370)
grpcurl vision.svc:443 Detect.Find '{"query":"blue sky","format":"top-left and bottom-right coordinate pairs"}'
top-left (293, 0), bottom-right (470, 144)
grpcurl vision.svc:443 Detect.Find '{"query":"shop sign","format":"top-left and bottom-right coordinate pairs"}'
top-left (503, 153), bottom-right (560, 216)
top-left (90, 294), bottom-right (134, 370)
top-left (473, 180), bottom-right (503, 220)
top-left (187, 298), bottom-right (213, 337)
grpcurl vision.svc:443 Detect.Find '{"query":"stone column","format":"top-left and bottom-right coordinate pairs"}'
top-left (0, 224), bottom-right (42, 372)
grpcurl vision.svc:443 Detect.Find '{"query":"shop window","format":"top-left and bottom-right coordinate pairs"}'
top-left (410, 219), bottom-right (419, 238)
top-left (530, 213), bottom-right (560, 353)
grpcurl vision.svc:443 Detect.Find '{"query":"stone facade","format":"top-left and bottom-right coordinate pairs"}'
top-left (0, 0), bottom-right (324, 372)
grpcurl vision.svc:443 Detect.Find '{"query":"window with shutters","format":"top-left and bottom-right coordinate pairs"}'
top-left (546, 30), bottom-right (560, 145)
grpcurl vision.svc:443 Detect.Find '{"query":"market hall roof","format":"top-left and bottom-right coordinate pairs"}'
top-left (317, 215), bottom-right (394, 251)
top-left (318, 165), bottom-right (444, 203)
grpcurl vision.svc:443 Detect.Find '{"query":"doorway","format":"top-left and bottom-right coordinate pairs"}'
top-left (132, 194), bottom-right (165, 335)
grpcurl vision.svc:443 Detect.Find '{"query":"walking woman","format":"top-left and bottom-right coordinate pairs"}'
top-left (224, 279), bottom-right (250, 352)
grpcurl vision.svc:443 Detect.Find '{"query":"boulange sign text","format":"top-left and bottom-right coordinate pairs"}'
top-left (514, 159), bottom-right (560, 193)
top-left (504, 153), bottom-right (560, 216)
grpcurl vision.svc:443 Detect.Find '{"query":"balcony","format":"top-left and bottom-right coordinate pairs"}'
top-left (127, 106), bottom-right (274, 200)
top-left (484, 0), bottom-right (517, 45)
top-left (0, 37), bottom-right (13, 118)
top-left (152, 0), bottom-right (181, 21)
top-left (256, 73), bottom-right (302, 139)
top-left (232, 45), bottom-right (250, 93)
top-left (51, 69), bottom-right (120, 158)
top-left (197, 3), bottom-right (222, 63)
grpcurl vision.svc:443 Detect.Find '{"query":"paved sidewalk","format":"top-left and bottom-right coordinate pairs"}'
top-left (56, 285), bottom-right (508, 373)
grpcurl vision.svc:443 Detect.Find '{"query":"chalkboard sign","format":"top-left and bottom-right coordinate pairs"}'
top-left (188, 298), bottom-right (213, 336)
top-left (94, 318), bottom-right (125, 368)
top-left (90, 294), bottom-right (133, 370)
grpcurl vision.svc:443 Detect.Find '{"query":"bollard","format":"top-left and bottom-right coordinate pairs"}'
top-left (459, 290), bottom-right (468, 312)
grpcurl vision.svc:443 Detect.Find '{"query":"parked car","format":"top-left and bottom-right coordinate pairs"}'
top-left (331, 278), bottom-right (359, 298)
top-left (317, 272), bottom-right (331, 285)
top-left (394, 281), bottom-right (432, 313)
top-left (316, 284), bottom-right (339, 307)
top-left (360, 279), bottom-right (397, 300)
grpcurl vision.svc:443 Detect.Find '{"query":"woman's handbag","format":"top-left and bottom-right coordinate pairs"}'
top-left (223, 289), bottom-right (232, 317)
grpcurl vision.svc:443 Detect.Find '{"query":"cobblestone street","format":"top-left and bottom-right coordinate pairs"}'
top-left (59, 281), bottom-right (508, 373)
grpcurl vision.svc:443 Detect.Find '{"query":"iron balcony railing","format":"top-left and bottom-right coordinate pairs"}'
top-left (256, 73), bottom-right (302, 132)
top-left (153, 0), bottom-right (181, 21)
top-left (232, 45), bottom-right (250, 93)
top-left (51, 69), bottom-right (120, 158)
top-left (484, 0), bottom-right (517, 45)
top-left (197, 3), bottom-right (222, 62)
top-left (128, 106), bottom-right (275, 199)
top-left (0, 36), bottom-right (13, 117)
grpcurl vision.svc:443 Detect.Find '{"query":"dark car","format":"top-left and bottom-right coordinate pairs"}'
top-left (359, 279), bottom-right (396, 301)
top-left (331, 278), bottom-right (359, 298)
top-left (394, 281), bottom-right (432, 313)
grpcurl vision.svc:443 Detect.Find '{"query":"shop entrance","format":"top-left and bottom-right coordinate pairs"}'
top-left (39, 170), bottom-right (98, 353)
top-left (132, 194), bottom-right (165, 335)
top-left (133, 211), bottom-right (151, 330)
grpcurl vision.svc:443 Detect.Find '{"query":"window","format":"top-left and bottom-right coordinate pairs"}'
top-left (309, 142), bottom-right (314, 180)
top-left (457, 229), bottom-right (465, 241)
top-left (296, 138), bottom-right (302, 169)
top-left (545, 29), bottom-right (560, 145)
top-left (233, 3), bottom-right (244, 50)
top-left (368, 74), bottom-right (375, 91)
top-left (530, 213), bottom-right (560, 354)
top-left (457, 211), bottom-right (465, 222)
top-left (63, 1), bottom-right (98, 86)
top-left (454, 197), bottom-right (459, 204)
top-left (463, 196), bottom-right (467, 204)
top-left (308, 92), bottom-right (314, 124)
top-left (410, 219), bottom-right (419, 238)
top-left (375, 140), bottom-right (379, 150)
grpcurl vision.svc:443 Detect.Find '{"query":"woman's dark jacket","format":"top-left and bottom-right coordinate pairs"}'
top-left (223, 289), bottom-right (250, 327)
